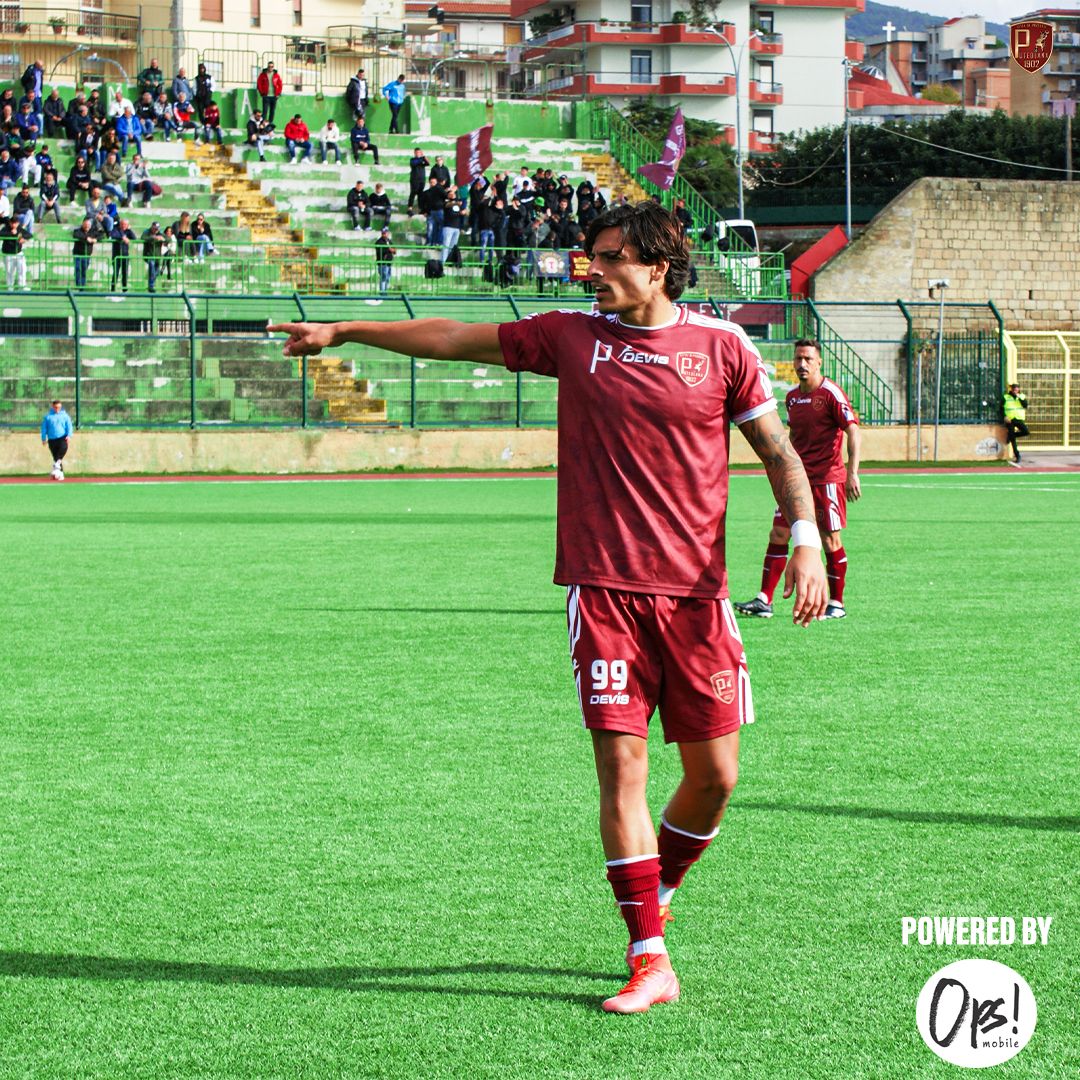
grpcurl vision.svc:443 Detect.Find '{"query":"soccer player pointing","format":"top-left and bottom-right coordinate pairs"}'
top-left (270, 203), bottom-right (827, 1013)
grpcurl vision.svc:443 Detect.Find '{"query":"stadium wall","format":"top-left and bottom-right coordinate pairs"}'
top-left (0, 425), bottom-right (1011, 475)
top-left (811, 178), bottom-right (1080, 332)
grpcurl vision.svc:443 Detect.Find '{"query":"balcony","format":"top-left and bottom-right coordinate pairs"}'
top-left (768, 0), bottom-right (863, 8)
top-left (751, 32), bottom-right (784, 56)
top-left (547, 71), bottom-right (735, 97)
top-left (0, 8), bottom-right (139, 45)
top-left (522, 19), bottom-right (736, 60)
top-left (748, 79), bottom-right (783, 104)
top-left (748, 131), bottom-right (779, 153)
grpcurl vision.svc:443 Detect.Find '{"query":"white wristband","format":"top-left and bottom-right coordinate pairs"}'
top-left (790, 519), bottom-right (822, 550)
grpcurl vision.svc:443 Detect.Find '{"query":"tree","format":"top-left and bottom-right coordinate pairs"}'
top-left (921, 82), bottom-right (961, 104)
top-left (623, 99), bottom-right (739, 208)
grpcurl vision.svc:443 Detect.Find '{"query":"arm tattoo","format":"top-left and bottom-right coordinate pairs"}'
top-left (740, 415), bottom-right (815, 525)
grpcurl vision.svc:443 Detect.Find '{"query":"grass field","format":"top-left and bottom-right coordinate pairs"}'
top-left (0, 472), bottom-right (1077, 1079)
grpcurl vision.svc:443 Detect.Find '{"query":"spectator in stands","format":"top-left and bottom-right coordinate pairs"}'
top-left (578, 196), bottom-right (599, 233)
top-left (247, 110), bottom-right (274, 162)
top-left (476, 195), bottom-right (500, 265)
top-left (202, 101), bottom-right (223, 146)
top-left (74, 120), bottom-right (100, 170)
top-left (346, 68), bottom-right (369, 117)
top-left (317, 118), bottom-right (342, 164)
top-left (497, 249), bottom-right (521, 288)
top-left (13, 183), bottom-right (35, 235)
top-left (107, 89), bottom-right (133, 122)
top-left (369, 183), bottom-right (391, 228)
top-left (468, 175), bottom-right (490, 245)
top-left (153, 92), bottom-right (178, 141)
top-left (72, 216), bottom-right (101, 288)
top-left (173, 210), bottom-right (193, 257)
top-left (349, 116), bottom-right (379, 165)
top-left (191, 212), bottom-right (215, 262)
top-left (141, 221), bottom-right (165, 292)
top-left (517, 177), bottom-right (536, 220)
top-left (65, 102), bottom-right (92, 143)
top-left (19, 145), bottom-right (40, 187)
top-left (43, 90), bottom-right (65, 138)
top-left (108, 217), bottom-right (136, 292)
top-left (576, 177), bottom-right (595, 210)
top-left (406, 148), bottom-right (430, 212)
top-left (507, 194), bottom-right (527, 248)
top-left (37, 169), bottom-right (61, 222)
top-left (441, 193), bottom-right (465, 265)
top-left (194, 63), bottom-right (213, 124)
top-left (419, 177), bottom-right (444, 244)
top-left (382, 75), bottom-right (406, 134)
top-left (554, 175), bottom-right (574, 208)
top-left (673, 196), bottom-right (692, 235)
top-left (161, 224), bottom-right (178, 283)
top-left (173, 93), bottom-right (197, 140)
top-left (98, 125), bottom-right (120, 164)
top-left (66, 154), bottom-right (92, 204)
top-left (0, 147), bottom-right (20, 193)
top-left (86, 89), bottom-right (107, 129)
top-left (374, 225), bottom-right (394, 294)
top-left (284, 114), bottom-right (312, 163)
top-left (346, 180), bottom-right (371, 231)
top-left (2, 214), bottom-right (30, 290)
top-left (20, 59), bottom-right (43, 109)
top-left (115, 106), bottom-right (142, 158)
top-left (14, 102), bottom-right (39, 146)
top-left (139, 59), bottom-right (165, 100)
top-left (135, 92), bottom-right (157, 139)
top-left (126, 153), bottom-right (153, 207)
top-left (257, 62), bottom-right (282, 124)
top-left (83, 184), bottom-right (106, 219)
top-left (172, 68), bottom-right (192, 105)
top-left (430, 155), bottom-right (451, 189)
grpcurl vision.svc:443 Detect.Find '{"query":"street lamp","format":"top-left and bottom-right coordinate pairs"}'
top-left (50, 46), bottom-right (129, 85)
top-left (843, 58), bottom-right (852, 240)
top-left (708, 26), bottom-right (748, 219)
top-left (425, 52), bottom-right (466, 98)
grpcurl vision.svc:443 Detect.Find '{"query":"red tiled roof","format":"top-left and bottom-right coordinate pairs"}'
top-left (850, 67), bottom-right (937, 107)
top-left (405, 1), bottom-right (512, 13)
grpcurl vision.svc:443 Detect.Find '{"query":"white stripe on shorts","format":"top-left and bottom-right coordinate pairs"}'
top-left (566, 585), bottom-right (586, 727)
top-left (738, 666), bottom-right (756, 727)
top-left (721, 597), bottom-right (743, 644)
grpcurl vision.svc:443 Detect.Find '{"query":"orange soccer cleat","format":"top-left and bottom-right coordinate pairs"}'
top-left (602, 952), bottom-right (680, 1014)
top-left (624, 904), bottom-right (674, 973)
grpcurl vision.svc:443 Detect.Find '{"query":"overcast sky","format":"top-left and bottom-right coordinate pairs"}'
top-left (880, 3), bottom-right (1047, 27)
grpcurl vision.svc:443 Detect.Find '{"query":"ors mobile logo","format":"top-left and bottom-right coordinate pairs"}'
top-left (1010, 21), bottom-right (1053, 73)
top-left (916, 959), bottom-right (1037, 1068)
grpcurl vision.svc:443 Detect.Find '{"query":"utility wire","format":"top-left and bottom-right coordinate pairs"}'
top-left (880, 124), bottom-right (1073, 174)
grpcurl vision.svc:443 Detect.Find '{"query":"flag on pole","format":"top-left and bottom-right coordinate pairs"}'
top-left (455, 124), bottom-right (494, 186)
top-left (637, 108), bottom-right (686, 190)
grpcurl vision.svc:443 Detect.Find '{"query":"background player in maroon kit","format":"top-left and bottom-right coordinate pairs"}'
top-left (735, 338), bottom-right (861, 620)
top-left (269, 203), bottom-right (827, 1014)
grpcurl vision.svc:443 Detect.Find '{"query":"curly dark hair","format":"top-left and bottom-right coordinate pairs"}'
top-left (583, 201), bottom-right (691, 301)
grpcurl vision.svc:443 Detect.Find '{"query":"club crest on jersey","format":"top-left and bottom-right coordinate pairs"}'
top-left (675, 351), bottom-right (710, 387)
top-left (710, 670), bottom-right (735, 704)
top-left (813, 395), bottom-right (826, 411)
top-left (590, 340), bottom-right (613, 374)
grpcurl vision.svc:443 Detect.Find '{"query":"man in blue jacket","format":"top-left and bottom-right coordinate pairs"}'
top-left (41, 399), bottom-right (73, 478)
top-left (381, 75), bottom-right (406, 134)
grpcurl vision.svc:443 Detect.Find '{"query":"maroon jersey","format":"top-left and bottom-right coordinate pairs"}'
top-left (785, 377), bottom-right (857, 484)
top-left (498, 306), bottom-right (775, 598)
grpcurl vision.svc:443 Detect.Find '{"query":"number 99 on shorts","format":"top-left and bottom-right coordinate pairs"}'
top-left (589, 659), bottom-right (630, 705)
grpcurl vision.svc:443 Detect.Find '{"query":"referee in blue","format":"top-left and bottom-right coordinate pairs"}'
top-left (40, 399), bottom-right (73, 478)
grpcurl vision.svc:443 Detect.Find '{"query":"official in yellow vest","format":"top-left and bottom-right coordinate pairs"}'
top-left (1002, 383), bottom-right (1029, 465)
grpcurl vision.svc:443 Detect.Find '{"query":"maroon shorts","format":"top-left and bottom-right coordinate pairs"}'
top-left (773, 481), bottom-right (847, 533)
top-left (565, 585), bottom-right (754, 744)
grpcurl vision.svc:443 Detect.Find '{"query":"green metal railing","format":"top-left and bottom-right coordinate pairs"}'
top-left (13, 240), bottom-right (789, 300)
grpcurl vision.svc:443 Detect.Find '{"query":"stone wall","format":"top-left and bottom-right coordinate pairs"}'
top-left (0, 424), bottom-right (1011, 476)
top-left (812, 178), bottom-right (1080, 332)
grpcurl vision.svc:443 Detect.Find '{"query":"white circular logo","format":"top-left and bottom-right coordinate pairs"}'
top-left (916, 959), bottom-right (1037, 1068)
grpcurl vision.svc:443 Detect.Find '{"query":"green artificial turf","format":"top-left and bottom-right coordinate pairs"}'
top-left (0, 473), bottom-right (1076, 1079)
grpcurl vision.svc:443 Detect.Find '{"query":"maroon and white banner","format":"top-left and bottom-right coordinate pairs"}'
top-left (455, 124), bottom-right (494, 186)
top-left (637, 108), bottom-right (686, 190)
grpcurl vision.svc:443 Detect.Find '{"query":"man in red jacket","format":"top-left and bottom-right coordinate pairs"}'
top-left (256, 62), bottom-right (282, 124)
top-left (283, 114), bottom-right (312, 163)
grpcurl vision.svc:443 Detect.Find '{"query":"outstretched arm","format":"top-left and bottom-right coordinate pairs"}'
top-left (738, 409), bottom-right (828, 626)
top-left (268, 318), bottom-right (505, 367)
top-left (845, 423), bottom-right (862, 501)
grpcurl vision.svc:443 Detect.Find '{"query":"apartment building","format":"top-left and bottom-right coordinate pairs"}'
top-left (512, 0), bottom-right (865, 155)
top-left (1010, 8), bottom-right (1080, 116)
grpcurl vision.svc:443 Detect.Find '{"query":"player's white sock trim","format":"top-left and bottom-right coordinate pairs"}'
top-left (658, 884), bottom-right (677, 907)
top-left (756, 591), bottom-right (769, 603)
top-left (661, 812), bottom-right (720, 841)
top-left (606, 854), bottom-right (658, 868)
top-left (631, 938), bottom-right (668, 958)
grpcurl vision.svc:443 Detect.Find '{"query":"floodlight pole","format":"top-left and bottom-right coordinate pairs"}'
top-left (710, 27), bottom-right (745, 219)
top-left (930, 278), bottom-right (949, 462)
top-left (843, 58), bottom-right (852, 241)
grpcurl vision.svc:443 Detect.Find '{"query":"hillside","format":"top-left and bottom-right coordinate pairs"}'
top-left (848, 1), bottom-right (1008, 43)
